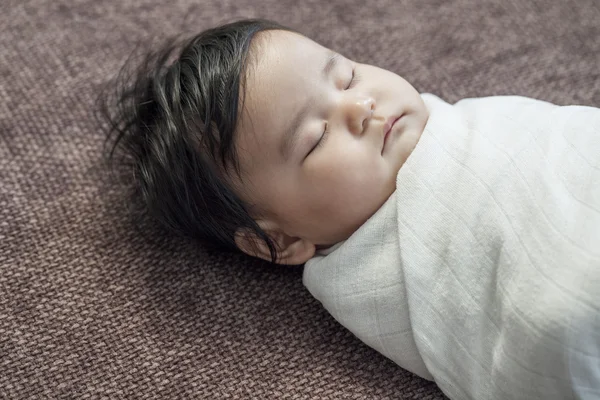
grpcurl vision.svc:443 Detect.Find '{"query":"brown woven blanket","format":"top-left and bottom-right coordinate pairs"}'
top-left (2, 0), bottom-right (598, 398)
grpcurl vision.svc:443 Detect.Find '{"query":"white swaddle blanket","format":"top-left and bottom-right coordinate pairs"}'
top-left (303, 94), bottom-right (600, 399)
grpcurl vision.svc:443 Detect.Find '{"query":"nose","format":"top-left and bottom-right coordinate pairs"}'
top-left (343, 95), bottom-right (375, 135)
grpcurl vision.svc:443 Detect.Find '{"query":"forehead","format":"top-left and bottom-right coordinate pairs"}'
top-left (235, 31), bottom-right (329, 168)
top-left (244, 30), bottom-right (328, 116)
top-left (249, 29), bottom-right (327, 84)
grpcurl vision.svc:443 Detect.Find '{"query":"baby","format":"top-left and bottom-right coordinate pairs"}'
top-left (103, 19), bottom-right (600, 400)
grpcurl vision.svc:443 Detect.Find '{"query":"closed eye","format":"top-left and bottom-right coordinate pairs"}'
top-left (346, 68), bottom-right (360, 90)
top-left (306, 123), bottom-right (329, 158)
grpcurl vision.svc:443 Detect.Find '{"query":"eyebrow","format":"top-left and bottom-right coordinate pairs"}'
top-left (280, 51), bottom-right (339, 160)
top-left (322, 51), bottom-right (340, 79)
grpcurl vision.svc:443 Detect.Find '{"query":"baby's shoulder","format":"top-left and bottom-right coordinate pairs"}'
top-left (454, 94), bottom-right (556, 110)
top-left (421, 93), bottom-right (559, 121)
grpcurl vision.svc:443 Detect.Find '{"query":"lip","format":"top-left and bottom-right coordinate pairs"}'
top-left (382, 115), bottom-right (402, 153)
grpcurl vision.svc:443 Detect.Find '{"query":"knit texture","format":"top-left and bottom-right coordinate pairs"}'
top-left (1, 0), bottom-right (599, 398)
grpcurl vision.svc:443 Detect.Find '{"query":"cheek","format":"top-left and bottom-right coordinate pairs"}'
top-left (308, 147), bottom-right (388, 201)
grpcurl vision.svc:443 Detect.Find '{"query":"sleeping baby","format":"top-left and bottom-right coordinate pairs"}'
top-left (102, 19), bottom-right (600, 399)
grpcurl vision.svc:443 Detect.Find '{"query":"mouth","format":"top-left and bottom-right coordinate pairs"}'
top-left (382, 115), bottom-right (403, 153)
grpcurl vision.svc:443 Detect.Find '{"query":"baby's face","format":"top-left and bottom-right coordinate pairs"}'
top-left (233, 30), bottom-right (428, 263)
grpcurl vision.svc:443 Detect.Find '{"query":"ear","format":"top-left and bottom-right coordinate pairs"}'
top-left (234, 221), bottom-right (316, 265)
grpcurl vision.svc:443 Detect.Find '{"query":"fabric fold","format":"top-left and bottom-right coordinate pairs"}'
top-left (304, 93), bottom-right (600, 399)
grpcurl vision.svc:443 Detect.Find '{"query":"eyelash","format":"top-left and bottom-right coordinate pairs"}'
top-left (309, 123), bottom-right (329, 155)
top-left (307, 67), bottom-right (359, 158)
top-left (346, 68), bottom-right (360, 90)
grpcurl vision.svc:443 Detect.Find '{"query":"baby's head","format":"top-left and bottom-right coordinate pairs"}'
top-left (104, 19), bottom-right (428, 265)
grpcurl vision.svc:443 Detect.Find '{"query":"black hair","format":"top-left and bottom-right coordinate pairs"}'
top-left (99, 19), bottom-right (290, 263)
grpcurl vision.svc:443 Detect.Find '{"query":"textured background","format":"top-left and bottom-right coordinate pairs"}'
top-left (1, 0), bottom-right (599, 398)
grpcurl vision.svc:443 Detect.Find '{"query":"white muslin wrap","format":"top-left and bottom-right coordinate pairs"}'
top-left (303, 94), bottom-right (600, 399)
